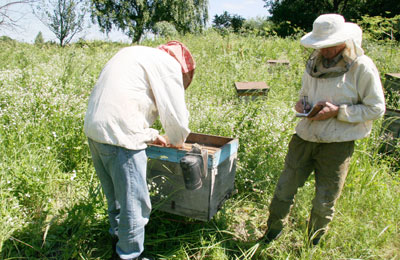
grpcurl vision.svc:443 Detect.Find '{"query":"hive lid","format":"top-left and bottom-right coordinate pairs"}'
top-left (234, 81), bottom-right (269, 91)
top-left (267, 59), bottom-right (290, 65)
top-left (385, 73), bottom-right (400, 80)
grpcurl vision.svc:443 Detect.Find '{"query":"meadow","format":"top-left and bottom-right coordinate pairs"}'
top-left (0, 31), bottom-right (399, 259)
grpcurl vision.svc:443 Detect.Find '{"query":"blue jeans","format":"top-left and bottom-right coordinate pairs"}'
top-left (88, 139), bottom-right (151, 259)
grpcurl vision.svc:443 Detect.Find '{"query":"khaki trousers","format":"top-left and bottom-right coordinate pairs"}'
top-left (267, 134), bottom-right (354, 239)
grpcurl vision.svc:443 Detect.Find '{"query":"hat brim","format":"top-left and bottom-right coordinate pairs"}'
top-left (300, 24), bottom-right (352, 49)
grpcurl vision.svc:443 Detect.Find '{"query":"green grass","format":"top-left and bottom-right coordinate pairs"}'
top-left (0, 32), bottom-right (399, 259)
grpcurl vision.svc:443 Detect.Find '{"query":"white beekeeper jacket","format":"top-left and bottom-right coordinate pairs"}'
top-left (84, 46), bottom-right (190, 150)
top-left (296, 40), bottom-right (386, 143)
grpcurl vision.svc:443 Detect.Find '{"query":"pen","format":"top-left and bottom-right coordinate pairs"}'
top-left (303, 96), bottom-right (308, 113)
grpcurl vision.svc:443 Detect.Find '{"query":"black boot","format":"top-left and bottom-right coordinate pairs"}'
top-left (111, 235), bottom-right (119, 260)
top-left (307, 228), bottom-right (324, 246)
top-left (310, 236), bottom-right (321, 246)
top-left (259, 228), bottom-right (282, 244)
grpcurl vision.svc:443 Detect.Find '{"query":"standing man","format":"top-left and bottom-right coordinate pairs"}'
top-left (261, 14), bottom-right (385, 245)
top-left (84, 41), bottom-right (195, 260)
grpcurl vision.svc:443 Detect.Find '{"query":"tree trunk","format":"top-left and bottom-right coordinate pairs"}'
top-left (132, 26), bottom-right (143, 43)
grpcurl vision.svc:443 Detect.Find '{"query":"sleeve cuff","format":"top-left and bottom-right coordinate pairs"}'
top-left (148, 128), bottom-right (160, 142)
top-left (337, 104), bottom-right (348, 121)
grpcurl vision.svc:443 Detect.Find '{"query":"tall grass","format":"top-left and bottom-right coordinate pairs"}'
top-left (0, 32), bottom-right (399, 259)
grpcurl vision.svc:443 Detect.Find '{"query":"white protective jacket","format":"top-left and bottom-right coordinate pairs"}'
top-left (296, 40), bottom-right (385, 143)
top-left (84, 46), bottom-right (190, 150)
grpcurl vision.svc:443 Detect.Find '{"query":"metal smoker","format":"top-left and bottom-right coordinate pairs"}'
top-left (179, 143), bottom-right (208, 190)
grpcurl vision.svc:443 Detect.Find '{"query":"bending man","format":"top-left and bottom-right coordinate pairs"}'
top-left (84, 41), bottom-right (195, 259)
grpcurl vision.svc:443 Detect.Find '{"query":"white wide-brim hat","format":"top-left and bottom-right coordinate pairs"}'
top-left (301, 14), bottom-right (358, 49)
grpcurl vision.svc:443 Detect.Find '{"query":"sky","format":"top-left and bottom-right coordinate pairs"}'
top-left (1, 0), bottom-right (268, 43)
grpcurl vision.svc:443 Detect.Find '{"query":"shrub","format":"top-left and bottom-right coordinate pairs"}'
top-left (34, 32), bottom-right (44, 46)
top-left (242, 17), bottom-right (276, 37)
top-left (358, 14), bottom-right (400, 42)
top-left (153, 21), bottom-right (178, 38)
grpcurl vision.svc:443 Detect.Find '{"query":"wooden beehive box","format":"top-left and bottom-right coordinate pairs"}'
top-left (146, 133), bottom-right (239, 221)
top-left (234, 82), bottom-right (269, 100)
top-left (381, 108), bottom-right (400, 153)
top-left (385, 73), bottom-right (400, 91)
top-left (384, 73), bottom-right (400, 109)
top-left (267, 59), bottom-right (290, 66)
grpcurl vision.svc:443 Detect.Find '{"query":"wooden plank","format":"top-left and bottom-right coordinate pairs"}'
top-left (384, 108), bottom-right (400, 138)
top-left (212, 139), bottom-right (239, 168)
top-left (147, 159), bottom-right (213, 221)
top-left (235, 82), bottom-right (269, 91)
top-left (146, 132), bottom-right (239, 221)
top-left (147, 154), bottom-right (237, 221)
top-left (235, 82), bottom-right (269, 92)
top-left (381, 108), bottom-right (400, 154)
top-left (386, 73), bottom-right (400, 79)
top-left (385, 73), bottom-right (400, 91)
top-left (267, 59), bottom-right (290, 65)
top-left (234, 82), bottom-right (269, 98)
top-left (208, 154), bottom-right (237, 218)
top-left (146, 133), bottom-right (239, 169)
top-left (148, 143), bottom-right (219, 154)
top-left (146, 146), bottom-right (188, 163)
top-left (186, 132), bottom-right (233, 147)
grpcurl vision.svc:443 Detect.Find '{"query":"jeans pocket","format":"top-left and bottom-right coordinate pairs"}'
top-left (97, 142), bottom-right (118, 156)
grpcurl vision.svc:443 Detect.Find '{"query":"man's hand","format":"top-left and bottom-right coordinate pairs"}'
top-left (295, 100), bottom-right (311, 113)
top-left (152, 135), bottom-right (167, 146)
top-left (167, 144), bottom-right (183, 149)
top-left (309, 101), bottom-right (339, 121)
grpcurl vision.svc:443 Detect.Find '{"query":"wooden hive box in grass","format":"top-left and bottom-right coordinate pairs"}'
top-left (381, 108), bottom-right (400, 153)
top-left (380, 73), bottom-right (400, 153)
top-left (385, 73), bottom-right (400, 91)
top-left (146, 133), bottom-right (239, 221)
top-left (234, 81), bottom-right (269, 100)
top-left (267, 59), bottom-right (290, 66)
top-left (384, 73), bottom-right (400, 109)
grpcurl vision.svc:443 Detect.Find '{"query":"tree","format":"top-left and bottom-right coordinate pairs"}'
top-left (153, 21), bottom-right (177, 38)
top-left (212, 11), bottom-right (245, 33)
top-left (263, 0), bottom-right (400, 37)
top-left (153, 0), bottom-right (208, 35)
top-left (90, 0), bottom-right (208, 43)
top-left (0, 0), bottom-right (36, 29)
top-left (35, 0), bottom-right (87, 46)
top-left (34, 31), bottom-right (44, 45)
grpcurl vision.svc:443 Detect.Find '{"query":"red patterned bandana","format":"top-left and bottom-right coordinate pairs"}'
top-left (157, 41), bottom-right (196, 73)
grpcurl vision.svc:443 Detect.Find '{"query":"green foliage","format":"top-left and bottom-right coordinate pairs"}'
top-left (90, 0), bottom-right (153, 43)
top-left (241, 17), bottom-right (276, 37)
top-left (264, 0), bottom-right (332, 36)
top-left (90, 0), bottom-right (208, 43)
top-left (358, 14), bottom-right (400, 42)
top-left (0, 34), bottom-right (399, 259)
top-left (270, 20), bottom-right (306, 39)
top-left (34, 31), bottom-right (45, 46)
top-left (264, 0), bottom-right (400, 37)
top-left (153, 21), bottom-right (178, 38)
top-left (213, 11), bottom-right (245, 34)
top-left (153, 0), bottom-right (208, 34)
top-left (0, 35), bottom-right (14, 42)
